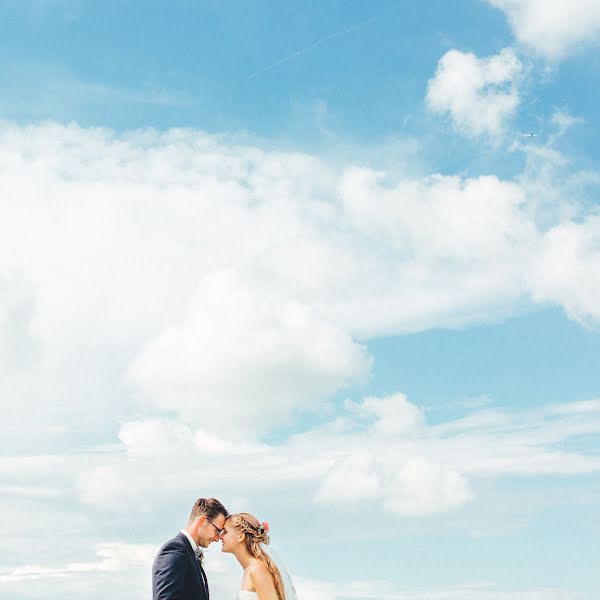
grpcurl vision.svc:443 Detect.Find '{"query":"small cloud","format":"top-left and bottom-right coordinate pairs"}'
top-left (346, 392), bottom-right (424, 434)
top-left (426, 47), bottom-right (522, 139)
top-left (551, 110), bottom-right (584, 138)
top-left (449, 394), bottom-right (494, 410)
top-left (549, 398), bottom-right (600, 415)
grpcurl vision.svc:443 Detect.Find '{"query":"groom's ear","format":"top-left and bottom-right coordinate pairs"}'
top-left (191, 515), bottom-right (204, 532)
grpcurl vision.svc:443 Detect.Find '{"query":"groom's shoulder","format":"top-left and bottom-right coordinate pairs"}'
top-left (157, 533), bottom-right (188, 555)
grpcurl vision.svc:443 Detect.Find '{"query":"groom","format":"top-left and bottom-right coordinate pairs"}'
top-left (153, 497), bottom-right (229, 600)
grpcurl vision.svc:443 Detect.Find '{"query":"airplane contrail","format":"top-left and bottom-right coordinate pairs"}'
top-left (248, 16), bottom-right (377, 80)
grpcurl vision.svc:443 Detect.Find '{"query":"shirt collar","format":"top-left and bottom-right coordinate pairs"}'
top-left (180, 528), bottom-right (198, 552)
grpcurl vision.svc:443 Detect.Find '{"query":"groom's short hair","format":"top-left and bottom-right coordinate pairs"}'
top-left (188, 497), bottom-right (228, 523)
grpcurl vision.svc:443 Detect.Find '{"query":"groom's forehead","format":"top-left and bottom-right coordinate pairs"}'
top-left (215, 513), bottom-right (227, 527)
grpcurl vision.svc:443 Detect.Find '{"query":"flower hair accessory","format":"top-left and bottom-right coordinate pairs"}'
top-left (258, 521), bottom-right (269, 535)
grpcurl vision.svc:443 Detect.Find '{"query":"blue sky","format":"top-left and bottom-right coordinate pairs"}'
top-left (1, 2), bottom-right (600, 600)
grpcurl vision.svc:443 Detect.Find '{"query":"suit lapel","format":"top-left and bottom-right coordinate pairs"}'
top-left (198, 562), bottom-right (209, 600)
top-left (177, 533), bottom-right (209, 600)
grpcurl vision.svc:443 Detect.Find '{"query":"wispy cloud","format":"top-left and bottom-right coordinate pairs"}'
top-left (248, 16), bottom-right (377, 80)
top-left (0, 543), bottom-right (156, 583)
top-left (0, 63), bottom-right (191, 120)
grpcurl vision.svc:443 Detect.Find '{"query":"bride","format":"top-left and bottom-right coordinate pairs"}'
top-left (219, 512), bottom-right (295, 600)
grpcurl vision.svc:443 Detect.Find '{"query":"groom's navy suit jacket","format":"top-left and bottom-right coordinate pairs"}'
top-left (153, 532), bottom-right (210, 600)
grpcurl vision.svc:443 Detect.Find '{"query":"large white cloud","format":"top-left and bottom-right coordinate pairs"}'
top-left (488, 0), bottom-right (600, 60)
top-left (1, 121), bottom-right (599, 440)
top-left (426, 48), bottom-right (522, 138)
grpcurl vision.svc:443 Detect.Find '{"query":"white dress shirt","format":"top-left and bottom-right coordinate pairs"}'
top-left (179, 528), bottom-right (198, 552)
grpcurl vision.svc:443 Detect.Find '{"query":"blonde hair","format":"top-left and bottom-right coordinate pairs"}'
top-left (227, 513), bottom-right (285, 600)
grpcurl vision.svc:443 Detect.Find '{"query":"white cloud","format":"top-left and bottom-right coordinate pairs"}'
top-left (0, 120), bottom-right (537, 347)
top-left (528, 214), bottom-right (600, 324)
top-left (2, 394), bottom-right (599, 599)
top-left (346, 393), bottom-right (423, 435)
top-left (426, 48), bottom-right (522, 138)
top-left (118, 418), bottom-right (196, 456)
top-left (0, 270), bottom-right (39, 368)
top-left (0, 120), bottom-right (599, 447)
top-left (488, 0), bottom-right (600, 60)
top-left (551, 111), bottom-right (584, 137)
top-left (0, 542), bottom-right (158, 600)
top-left (384, 455), bottom-right (472, 515)
top-left (1, 551), bottom-right (580, 600)
top-left (72, 394), bottom-right (600, 517)
top-left (118, 417), bottom-right (267, 456)
top-left (130, 270), bottom-right (371, 436)
top-left (0, 542), bottom-right (156, 583)
top-left (550, 398), bottom-right (600, 414)
top-left (2, 121), bottom-right (595, 347)
top-left (332, 167), bottom-right (537, 333)
top-left (315, 452), bottom-right (381, 504)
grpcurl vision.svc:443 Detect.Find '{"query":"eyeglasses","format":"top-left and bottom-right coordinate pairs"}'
top-left (207, 518), bottom-right (224, 536)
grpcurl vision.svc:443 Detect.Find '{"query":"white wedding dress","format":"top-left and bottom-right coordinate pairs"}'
top-left (234, 546), bottom-right (297, 600)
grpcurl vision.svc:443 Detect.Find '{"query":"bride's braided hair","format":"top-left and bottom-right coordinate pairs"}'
top-left (227, 512), bottom-right (285, 600)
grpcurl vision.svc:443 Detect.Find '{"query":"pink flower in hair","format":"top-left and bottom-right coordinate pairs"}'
top-left (263, 521), bottom-right (269, 533)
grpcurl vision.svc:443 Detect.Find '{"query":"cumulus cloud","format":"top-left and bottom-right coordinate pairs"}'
top-left (488, 0), bottom-right (600, 60)
top-left (118, 418), bottom-right (196, 456)
top-left (331, 167), bottom-right (537, 333)
top-left (0, 121), bottom-right (528, 443)
top-left (346, 393), bottom-right (423, 434)
top-left (384, 455), bottom-right (472, 515)
top-left (72, 394), bottom-right (600, 517)
top-left (528, 214), bottom-right (600, 324)
top-left (130, 270), bottom-right (371, 436)
top-left (1, 120), bottom-right (599, 444)
top-left (315, 452), bottom-right (381, 504)
top-left (426, 48), bottom-right (522, 138)
top-left (3, 120), bottom-right (597, 346)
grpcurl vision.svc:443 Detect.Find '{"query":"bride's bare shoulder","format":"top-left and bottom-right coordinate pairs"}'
top-left (249, 559), bottom-right (273, 584)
